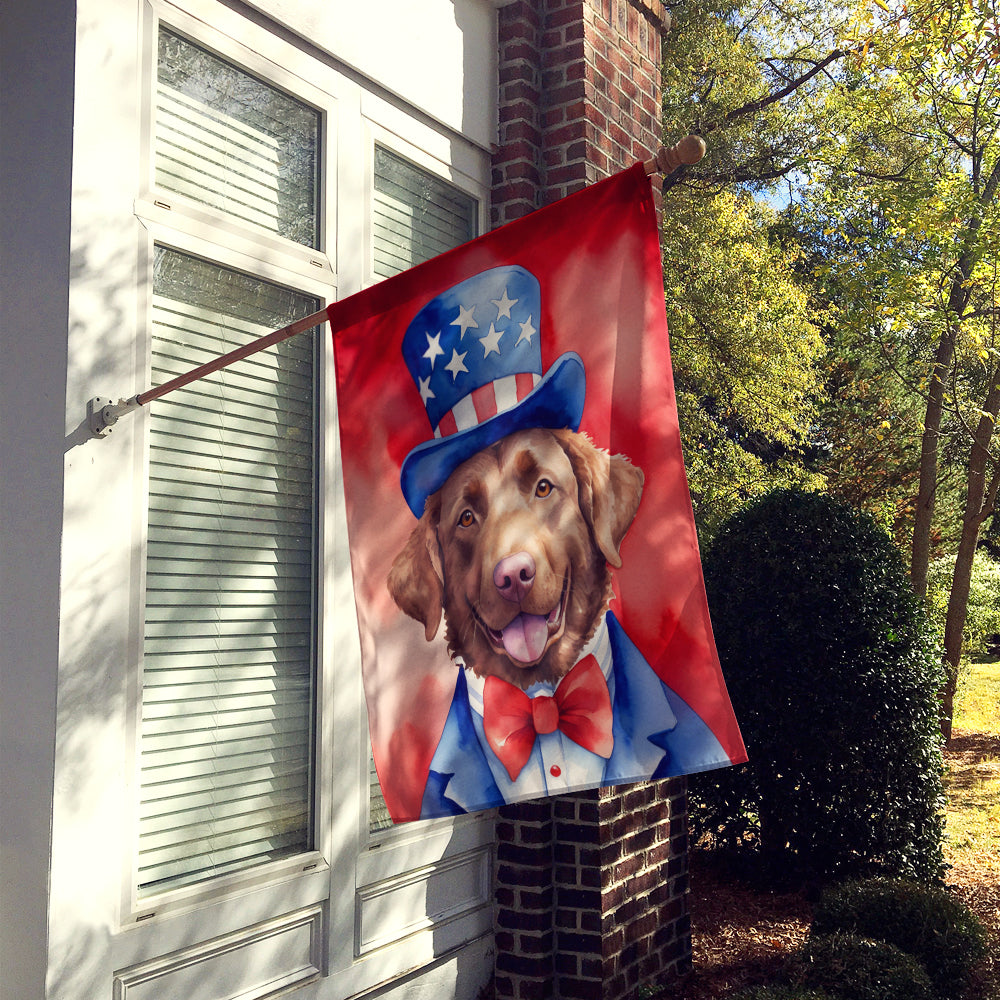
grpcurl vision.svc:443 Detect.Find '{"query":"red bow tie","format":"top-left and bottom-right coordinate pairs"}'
top-left (482, 654), bottom-right (614, 781)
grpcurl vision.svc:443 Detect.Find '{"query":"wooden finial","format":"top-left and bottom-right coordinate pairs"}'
top-left (644, 135), bottom-right (707, 175)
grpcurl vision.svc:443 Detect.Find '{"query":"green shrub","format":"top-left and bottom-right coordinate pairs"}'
top-left (811, 878), bottom-right (988, 999)
top-left (693, 489), bottom-right (946, 882)
top-left (927, 551), bottom-right (1000, 658)
top-left (793, 933), bottom-right (934, 1000)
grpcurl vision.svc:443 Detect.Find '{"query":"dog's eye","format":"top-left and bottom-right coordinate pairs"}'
top-left (458, 509), bottom-right (475, 528)
top-left (535, 479), bottom-right (553, 498)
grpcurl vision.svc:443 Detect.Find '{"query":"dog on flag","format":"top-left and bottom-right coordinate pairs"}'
top-left (388, 266), bottom-right (725, 817)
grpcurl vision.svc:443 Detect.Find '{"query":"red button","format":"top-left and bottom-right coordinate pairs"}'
top-left (550, 765), bottom-right (561, 777)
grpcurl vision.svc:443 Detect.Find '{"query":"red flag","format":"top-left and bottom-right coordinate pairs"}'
top-left (331, 164), bottom-right (746, 822)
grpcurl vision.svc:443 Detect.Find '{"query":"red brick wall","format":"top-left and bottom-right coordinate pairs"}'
top-left (493, 0), bottom-right (667, 226)
top-left (490, 4), bottom-right (691, 998)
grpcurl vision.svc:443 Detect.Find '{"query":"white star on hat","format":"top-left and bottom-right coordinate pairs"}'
top-left (479, 322), bottom-right (504, 358)
top-left (516, 315), bottom-right (537, 346)
top-left (445, 348), bottom-right (469, 381)
top-left (418, 376), bottom-right (435, 404)
top-left (423, 331), bottom-right (445, 369)
top-left (491, 288), bottom-right (518, 320)
top-left (451, 304), bottom-right (478, 338)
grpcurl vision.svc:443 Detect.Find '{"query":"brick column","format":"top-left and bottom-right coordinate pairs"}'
top-left (491, 3), bottom-right (692, 999)
top-left (493, 0), bottom-right (667, 224)
top-left (494, 781), bottom-right (691, 1000)
top-left (495, 801), bottom-right (556, 999)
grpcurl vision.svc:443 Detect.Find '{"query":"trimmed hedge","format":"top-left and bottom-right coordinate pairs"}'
top-left (694, 489), bottom-right (946, 882)
top-left (793, 933), bottom-right (934, 1000)
top-left (812, 878), bottom-right (988, 998)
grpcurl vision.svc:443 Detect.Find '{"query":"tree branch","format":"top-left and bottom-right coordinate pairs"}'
top-left (701, 49), bottom-right (847, 133)
top-left (852, 164), bottom-right (919, 183)
top-left (663, 158), bottom-right (804, 193)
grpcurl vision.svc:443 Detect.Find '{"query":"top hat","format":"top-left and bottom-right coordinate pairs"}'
top-left (399, 265), bottom-right (585, 517)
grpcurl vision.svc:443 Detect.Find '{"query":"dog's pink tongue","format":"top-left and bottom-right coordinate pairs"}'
top-left (502, 614), bottom-right (549, 664)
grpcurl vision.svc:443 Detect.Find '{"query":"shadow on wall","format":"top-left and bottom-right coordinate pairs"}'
top-left (428, 822), bottom-right (496, 1000)
top-left (44, 201), bottom-right (153, 997)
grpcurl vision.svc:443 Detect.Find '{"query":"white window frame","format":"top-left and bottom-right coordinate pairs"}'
top-left (362, 115), bottom-right (489, 292)
top-left (111, 0), bottom-right (496, 992)
top-left (122, 224), bottom-right (337, 924)
top-left (124, 1), bottom-right (338, 928)
top-left (325, 87), bottom-right (496, 1000)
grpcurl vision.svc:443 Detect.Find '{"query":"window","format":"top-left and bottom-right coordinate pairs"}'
top-left (139, 248), bottom-right (319, 895)
top-left (372, 145), bottom-right (478, 279)
top-left (136, 26), bottom-right (322, 897)
top-left (367, 146), bottom-right (478, 833)
top-left (54, 0), bottom-right (499, 993)
top-left (155, 28), bottom-right (320, 247)
top-left (119, 7), bottom-right (493, 992)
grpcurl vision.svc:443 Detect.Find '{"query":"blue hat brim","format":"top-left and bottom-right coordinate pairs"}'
top-left (400, 351), bottom-right (586, 517)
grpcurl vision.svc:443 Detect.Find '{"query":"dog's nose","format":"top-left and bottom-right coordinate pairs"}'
top-left (494, 551), bottom-right (535, 603)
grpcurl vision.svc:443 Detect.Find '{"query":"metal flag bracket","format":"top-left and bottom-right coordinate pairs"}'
top-left (85, 137), bottom-right (705, 440)
top-left (88, 395), bottom-right (141, 438)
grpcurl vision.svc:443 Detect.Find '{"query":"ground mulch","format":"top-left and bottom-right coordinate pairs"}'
top-left (659, 733), bottom-right (1000, 999)
top-left (947, 857), bottom-right (1000, 1000)
top-left (656, 849), bottom-right (814, 999)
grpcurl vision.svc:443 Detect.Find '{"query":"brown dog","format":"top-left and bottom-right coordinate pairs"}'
top-left (388, 427), bottom-right (644, 691)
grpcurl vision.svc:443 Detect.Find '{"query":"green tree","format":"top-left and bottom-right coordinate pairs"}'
top-left (815, 343), bottom-right (925, 543)
top-left (660, 2), bottom-right (998, 739)
top-left (662, 189), bottom-right (825, 538)
top-left (927, 548), bottom-right (1000, 659)
top-left (662, 0), bottom-right (853, 195)
top-left (801, 0), bottom-right (1000, 735)
top-left (783, 207), bottom-right (966, 549)
top-left (659, 0), bottom-right (845, 538)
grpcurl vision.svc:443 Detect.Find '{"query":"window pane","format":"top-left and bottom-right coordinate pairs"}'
top-left (139, 247), bottom-right (318, 895)
top-left (156, 28), bottom-right (320, 248)
top-left (369, 150), bottom-right (478, 832)
top-left (373, 146), bottom-right (477, 278)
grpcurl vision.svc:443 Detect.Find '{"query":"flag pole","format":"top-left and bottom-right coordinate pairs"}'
top-left (87, 307), bottom-right (330, 437)
top-left (88, 138), bottom-right (705, 438)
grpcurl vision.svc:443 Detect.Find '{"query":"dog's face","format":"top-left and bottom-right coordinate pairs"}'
top-left (388, 428), bottom-right (644, 690)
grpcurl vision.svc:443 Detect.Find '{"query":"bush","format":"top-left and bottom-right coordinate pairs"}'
top-left (811, 878), bottom-right (988, 998)
top-left (793, 933), bottom-right (934, 1000)
top-left (927, 550), bottom-right (1000, 659)
top-left (693, 489), bottom-right (946, 882)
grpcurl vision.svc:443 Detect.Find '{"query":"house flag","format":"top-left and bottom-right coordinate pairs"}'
top-left (330, 163), bottom-right (747, 822)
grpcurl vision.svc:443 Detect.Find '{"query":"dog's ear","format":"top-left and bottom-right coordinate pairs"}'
top-left (557, 429), bottom-right (644, 569)
top-left (387, 496), bottom-right (445, 641)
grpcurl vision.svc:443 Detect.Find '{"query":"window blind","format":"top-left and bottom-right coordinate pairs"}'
top-left (138, 248), bottom-right (318, 895)
top-left (156, 28), bottom-right (320, 248)
top-left (372, 146), bottom-right (478, 280)
top-left (368, 148), bottom-right (477, 832)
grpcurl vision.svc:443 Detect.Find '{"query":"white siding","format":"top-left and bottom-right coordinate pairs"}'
top-left (242, 0), bottom-right (498, 152)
